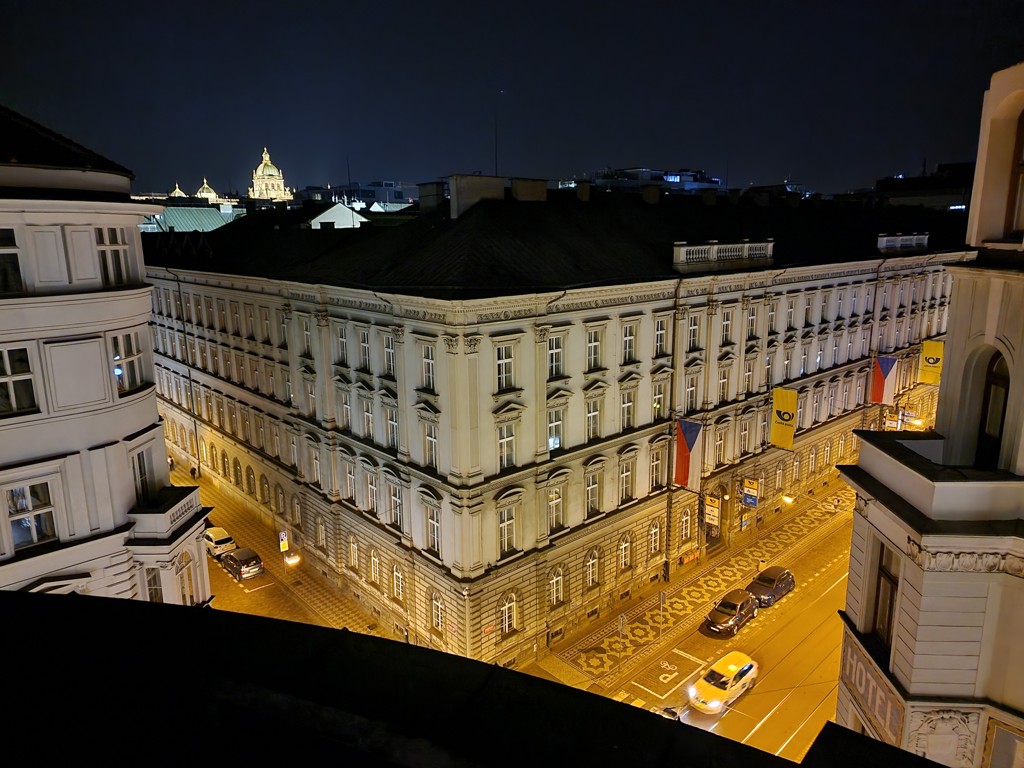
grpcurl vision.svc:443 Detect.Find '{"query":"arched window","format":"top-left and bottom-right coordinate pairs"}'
top-left (348, 536), bottom-right (358, 571)
top-left (371, 549), bottom-right (381, 583)
top-left (619, 534), bottom-right (632, 570)
top-left (549, 566), bottom-right (564, 606)
top-left (823, 441), bottom-right (832, 467)
top-left (648, 521), bottom-right (660, 554)
top-left (232, 458), bottom-right (242, 486)
top-left (393, 565), bottom-right (404, 600)
top-left (838, 434), bottom-right (846, 459)
top-left (808, 449), bottom-right (817, 474)
top-left (977, 351), bottom-right (1010, 469)
top-left (792, 455), bottom-right (801, 482)
top-left (200, 440), bottom-right (208, 465)
top-left (431, 592), bottom-right (445, 632)
top-left (260, 475), bottom-right (270, 504)
top-left (220, 450), bottom-right (229, 477)
top-left (499, 593), bottom-right (517, 634)
top-left (585, 549), bottom-right (600, 587)
top-left (317, 517), bottom-right (326, 548)
top-left (245, 466), bottom-right (256, 495)
top-left (275, 484), bottom-right (285, 516)
top-left (188, 431), bottom-right (197, 457)
top-left (291, 495), bottom-right (302, 527)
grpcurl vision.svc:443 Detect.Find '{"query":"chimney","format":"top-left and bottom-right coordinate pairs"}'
top-left (510, 178), bottom-right (547, 202)
top-left (450, 174), bottom-right (505, 219)
top-left (576, 181), bottom-right (591, 202)
top-left (642, 184), bottom-right (661, 205)
top-left (417, 181), bottom-right (446, 213)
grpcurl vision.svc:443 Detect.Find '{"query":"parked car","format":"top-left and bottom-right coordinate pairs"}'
top-left (745, 566), bottom-right (796, 607)
top-left (202, 527), bottom-right (237, 559)
top-left (688, 651), bottom-right (759, 714)
top-left (705, 589), bottom-right (758, 636)
top-left (221, 548), bottom-right (264, 581)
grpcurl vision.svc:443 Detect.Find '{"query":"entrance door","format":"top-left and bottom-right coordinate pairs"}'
top-left (975, 352), bottom-right (1009, 469)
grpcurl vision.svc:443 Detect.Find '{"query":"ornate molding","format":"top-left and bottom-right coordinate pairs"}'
top-left (907, 538), bottom-right (1024, 579)
top-left (534, 325), bottom-right (551, 343)
top-left (906, 709), bottom-right (979, 768)
top-left (389, 325), bottom-right (405, 343)
top-left (463, 334), bottom-right (482, 355)
top-left (313, 310), bottom-right (328, 328)
top-left (442, 334), bottom-right (460, 354)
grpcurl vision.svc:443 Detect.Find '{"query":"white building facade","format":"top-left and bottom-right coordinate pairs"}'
top-left (0, 105), bottom-right (210, 604)
top-left (148, 182), bottom-right (967, 665)
top-left (837, 62), bottom-right (1024, 768)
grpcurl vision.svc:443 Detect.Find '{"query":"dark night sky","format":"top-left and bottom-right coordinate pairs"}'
top-left (4, 1), bottom-right (1024, 195)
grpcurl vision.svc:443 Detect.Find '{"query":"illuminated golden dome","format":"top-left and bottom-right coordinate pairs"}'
top-left (248, 147), bottom-right (292, 201)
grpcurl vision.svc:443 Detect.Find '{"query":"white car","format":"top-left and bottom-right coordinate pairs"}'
top-left (202, 526), bottom-right (237, 559)
top-left (688, 651), bottom-right (758, 714)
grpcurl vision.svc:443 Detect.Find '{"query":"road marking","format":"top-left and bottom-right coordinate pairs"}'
top-left (244, 583), bottom-right (275, 593)
top-left (672, 648), bottom-right (705, 665)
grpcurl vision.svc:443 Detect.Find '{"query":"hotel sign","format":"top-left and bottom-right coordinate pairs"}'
top-left (840, 627), bottom-right (904, 745)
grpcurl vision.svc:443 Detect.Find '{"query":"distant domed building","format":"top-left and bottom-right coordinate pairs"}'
top-left (169, 182), bottom-right (187, 198)
top-left (195, 178), bottom-right (218, 204)
top-left (248, 147), bottom-right (293, 202)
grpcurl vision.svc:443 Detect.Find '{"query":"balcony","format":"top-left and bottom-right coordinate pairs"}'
top-left (129, 484), bottom-right (207, 538)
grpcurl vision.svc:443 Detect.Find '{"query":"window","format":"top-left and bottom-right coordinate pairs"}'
top-left (371, 550), bottom-right (381, 583)
top-left (739, 422), bottom-right (750, 455)
top-left (743, 361), bottom-right (754, 394)
top-left (432, 593), bottom-right (445, 632)
top-left (424, 423), bottom-right (438, 468)
top-left (495, 344), bottom-right (514, 390)
top-left (383, 334), bottom-right (396, 377)
top-left (301, 319), bottom-right (311, 355)
top-left (621, 323), bottom-right (636, 363)
top-left (0, 229), bottom-right (24, 294)
top-left (809, 448), bottom-right (817, 474)
top-left (0, 347), bottom-right (37, 417)
top-left (585, 472), bottom-right (601, 515)
top-left (317, 517), bottom-right (327, 548)
top-left (767, 302), bottom-right (776, 333)
top-left (649, 521), bottom-right (660, 553)
top-left (6, 481), bottom-right (56, 550)
top-left (388, 484), bottom-right (403, 529)
top-left (586, 329), bottom-right (602, 370)
top-left (498, 423), bottom-right (516, 469)
top-left (685, 377), bottom-right (697, 412)
top-left (362, 399), bottom-right (374, 438)
top-left (344, 462), bottom-right (355, 499)
top-left (499, 593), bottom-right (517, 634)
top-left (718, 369), bottom-right (729, 402)
top-left (358, 330), bottom-right (371, 370)
top-left (96, 227), bottom-right (129, 286)
top-left (873, 543), bottom-right (900, 650)
top-left (336, 326), bottom-right (348, 365)
top-left (547, 409), bottom-right (563, 451)
top-left (746, 305), bottom-right (757, 339)
top-left (366, 473), bottom-right (378, 513)
top-left (499, 505), bottom-right (516, 555)
top-left (385, 407), bottom-right (399, 449)
top-left (547, 336), bottom-right (563, 379)
top-left (112, 332), bottom-right (144, 394)
top-left (619, 534), bottom-right (632, 570)
top-left (585, 550), bottom-right (599, 587)
top-left (586, 399), bottom-right (601, 440)
top-left (650, 445), bottom-right (665, 489)
top-left (680, 508), bottom-right (692, 542)
top-left (652, 381), bottom-right (665, 420)
top-left (393, 565), bottom-right (404, 600)
top-left (787, 300), bottom-right (795, 329)
top-left (245, 306), bottom-right (255, 338)
top-left (619, 459), bottom-right (635, 502)
top-left (549, 567), bottom-right (564, 606)
top-left (688, 315), bottom-right (700, 351)
top-left (306, 381), bottom-right (316, 416)
top-left (654, 317), bottom-right (668, 356)
top-left (145, 568), bottom-right (163, 603)
top-left (721, 310), bottom-right (733, 344)
top-left (427, 506), bottom-right (441, 554)
top-left (714, 430), bottom-right (725, 466)
top-left (421, 345), bottom-right (435, 391)
top-left (547, 487), bottom-right (564, 531)
top-left (621, 390), bottom-right (635, 429)
top-left (793, 455), bottom-right (801, 481)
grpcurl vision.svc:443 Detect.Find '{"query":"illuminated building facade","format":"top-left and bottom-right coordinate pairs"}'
top-left (147, 177), bottom-right (967, 665)
top-left (0, 104), bottom-right (211, 603)
top-left (837, 62), bottom-right (1024, 767)
top-left (248, 147), bottom-right (293, 202)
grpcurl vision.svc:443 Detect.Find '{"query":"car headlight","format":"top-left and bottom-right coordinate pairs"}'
top-left (688, 686), bottom-right (697, 698)
top-left (708, 700), bottom-right (722, 711)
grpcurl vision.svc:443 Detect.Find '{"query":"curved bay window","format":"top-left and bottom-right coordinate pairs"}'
top-left (1005, 110), bottom-right (1024, 238)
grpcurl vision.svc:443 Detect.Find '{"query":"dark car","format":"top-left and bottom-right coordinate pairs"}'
top-left (745, 566), bottom-right (796, 607)
top-left (705, 589), bottom-right (758, 636)
top-left (221, 548), bottom-right (264, 581)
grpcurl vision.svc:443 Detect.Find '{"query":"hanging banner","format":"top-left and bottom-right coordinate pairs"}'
top-left (871, 356), bottom-right (898, 405)
top-left (674, 419), bottom-right (703, 491)
top-left (704, 495), bottom-right (721, 527)
top-left (918, 340), bottom-right (944, 385)
top-left (770, 387), bottom-right (798, 451)
top-left (742, 478), bottom-right (759, 507)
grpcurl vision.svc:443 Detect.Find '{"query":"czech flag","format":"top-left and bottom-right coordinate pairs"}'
top-left (674, 419), bottom-right (703, 491)
top-left (871, 356), bottom-right (898, 405)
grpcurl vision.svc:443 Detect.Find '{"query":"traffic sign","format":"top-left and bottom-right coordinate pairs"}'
top-left (279, 530), bottom-right (289, 552)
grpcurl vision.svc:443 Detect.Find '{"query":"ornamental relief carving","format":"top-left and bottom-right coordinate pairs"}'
top-left (442, 334), bottom-right (460, 354)
top-left (906, 709), bottom-right (979, 768)
top-left (463, 335), bottom-right (482, 355)
top-left (907, 538), bottom-right (1024, 579)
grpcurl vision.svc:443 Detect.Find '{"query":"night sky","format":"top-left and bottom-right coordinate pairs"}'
top-left (4, 1), bottom-right (1024, 195)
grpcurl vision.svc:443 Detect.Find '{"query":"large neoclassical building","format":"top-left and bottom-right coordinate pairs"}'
top-left (0, 104), bottom-right (210, 603)
top-left (836, 61), bottom-right (1024, 768)
top-left (248, 147), bottom-right (293, 202)
top-left (146, 176), bottom-right (969, 665)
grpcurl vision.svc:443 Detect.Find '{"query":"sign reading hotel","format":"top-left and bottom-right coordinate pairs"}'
top-left (840, 626), bottom-right (904, 745)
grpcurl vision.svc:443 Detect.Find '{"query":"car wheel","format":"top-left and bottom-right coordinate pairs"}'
top-left (753, 606), bottom-right (758, 618)
top-left (749, 675), bottom-right (758, 689)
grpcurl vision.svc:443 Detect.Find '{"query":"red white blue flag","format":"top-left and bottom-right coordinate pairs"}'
top-left (871, 356), bottom-right (898, 405)
top-left (674, 419), bottom-right (703, 491)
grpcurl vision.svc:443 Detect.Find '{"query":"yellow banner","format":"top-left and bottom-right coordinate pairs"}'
top-left (770, 387), bottom-right (798, 451)
top-left (919, 340), bottom-right (944, 385)
top-left (704, 495), bottom-right (721, 526)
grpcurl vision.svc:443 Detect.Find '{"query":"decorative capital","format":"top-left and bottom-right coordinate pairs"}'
top-left (464, 334), bottom-right (482, 355)
top-left (443, 334), bottom-right (460, 354)
top-left (313, 310), bottom-right (329, 328)
top-left (534, 325), bottom-right (551, 343)
top-left (390, 325), bottom-right (406, 343)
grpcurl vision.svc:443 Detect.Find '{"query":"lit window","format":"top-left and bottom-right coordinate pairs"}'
top-left (432, 593), bottom-right (445, 631)
top-left (499, 505), bottom-right (516, 555)
top-left (585, 472), bottom-right (601, 515)
top-left (585, 550), bottom-right (599, 587)
top-left (549, 567), bottom-right (564, 606)
top-left (393, 565), bottom-right (404, 600)
top-left (499, 593), bottom-right (517, 634)
top-left (547, 336), bottom-right (563, 379)
top-left (495, 344), bottom-right (514, 390)
top-left (621, 324), bottom-right (636, 363)
top-left (547, 409), bottom-right (563, 451)
top-left (498, 423), bottom-right (516, 469)
top-left (112, 332), bottom-right (145, 394)
top-left (619, 534), bottom-right (631, 570)
top-left (586, 329), bottom-right (602, 370)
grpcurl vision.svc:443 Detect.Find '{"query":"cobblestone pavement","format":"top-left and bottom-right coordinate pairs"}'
top-left (171, 464), bottom-right (389, 640)
top-left (526, 481), bottom-right (856, 688)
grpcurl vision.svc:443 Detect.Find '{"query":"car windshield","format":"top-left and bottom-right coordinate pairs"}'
top-left (754, 574), bottom-right (777, 587)
top-left (717, 600), bottom-right (739, 613)
top-left (702, 670), bottom-right (730, 690)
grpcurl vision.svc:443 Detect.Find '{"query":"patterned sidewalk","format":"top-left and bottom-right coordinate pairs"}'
top-left (171, 464), bottom-right (389, 640)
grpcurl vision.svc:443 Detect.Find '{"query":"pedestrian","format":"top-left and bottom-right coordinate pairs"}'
top-left (190, 465), bottom-right (197, 480)
top-left (167, 456), bottom-right (174, 471)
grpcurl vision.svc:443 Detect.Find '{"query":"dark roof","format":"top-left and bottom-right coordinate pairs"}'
top-left (2, 589), bottom-right (943, 768)
top-left (143, 191), bottom-right (969, 301)
top-left (0, 102), bottom-right (133, 178)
